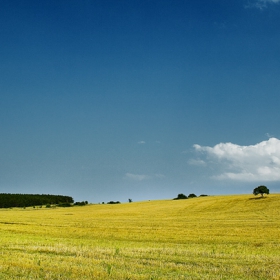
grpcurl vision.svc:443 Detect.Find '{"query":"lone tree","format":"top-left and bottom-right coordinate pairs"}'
top-left (253, 185), bottom-right (269, 197)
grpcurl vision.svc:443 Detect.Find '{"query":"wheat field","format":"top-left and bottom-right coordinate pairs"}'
top-left (0, 194), bottom-right (279, 279)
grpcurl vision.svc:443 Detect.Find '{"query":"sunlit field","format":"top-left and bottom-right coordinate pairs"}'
top-left (0, 194), bottom-right (280, 279)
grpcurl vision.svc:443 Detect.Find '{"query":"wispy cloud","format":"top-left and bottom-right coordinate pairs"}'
top-left (155, 173), bottom-right (166, 179)
top-left (266, 132), bottom-right (274, 138)
top-left (188, 159), bottom-right (206, 166)
top-left (192, 138), bottom-right (280, 182)
top-left (125, 173), bottom-right (165, 181)
top-left (137, 141), bottom-right (146, 144)
top-left (246, 0), bottom-right (280, 9)
top-left (125, 173), bottom-right (150, 181)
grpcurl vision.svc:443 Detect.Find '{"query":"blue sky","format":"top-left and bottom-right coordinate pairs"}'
top-left (1, 0), bottom-right (280, 202)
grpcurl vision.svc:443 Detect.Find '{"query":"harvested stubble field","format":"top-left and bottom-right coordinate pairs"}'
top-left (0, 194), bottom-right (280, 279)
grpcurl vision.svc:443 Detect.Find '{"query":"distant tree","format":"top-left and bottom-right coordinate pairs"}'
top-left (253, 185), bottom-right (269, 197)
top-left (188, 193), bottom-right (197, 198)
top-left (174, 193), bottom-right (188, 200)
top-left (107, 201), bottom-right (121, 204)
top-left (58, 202), bottom-right (72, 207)
top-left (74, 201), bottom-right (87, 206)
top-left (128, 198), bottom-right (132, 203)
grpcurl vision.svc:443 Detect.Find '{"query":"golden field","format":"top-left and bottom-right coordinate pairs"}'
top-left (0, 194), bottom-right (279, 279)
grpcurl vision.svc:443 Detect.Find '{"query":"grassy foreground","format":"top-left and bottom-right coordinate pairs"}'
top-left (0, 194), bottom-right (280, 279)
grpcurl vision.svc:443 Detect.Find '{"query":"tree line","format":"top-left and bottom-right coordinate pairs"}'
top-left (174, 193), bottom-right (208, 200)
top-left (0, 193), bottom-right (74, 208)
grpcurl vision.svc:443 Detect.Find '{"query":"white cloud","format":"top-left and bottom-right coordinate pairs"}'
top-left (193, 138), bottom-right (280, 182)
top-left (188, 159), bottom-right (206, 166)
top-left (266, 132), bottom-right (274, 138)
top-left (125, 173), bottom-right (166, 181)
top-left (137, 141), bottom-right (146, 144)
top-left (155, 173), bottom-right (166, 179)
top-left (125, 173), bottom-right (150, 181)
top-left (246, 0), bottom-right (280, 9)
top-left (263, 0), bottom-right (280, 3)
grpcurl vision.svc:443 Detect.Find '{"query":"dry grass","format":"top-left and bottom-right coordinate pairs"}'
top-left (0, 194), bottom-right (280, 279)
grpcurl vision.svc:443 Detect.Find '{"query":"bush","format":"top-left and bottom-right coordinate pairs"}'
top-left (57, 202), bottom-right (72, 207)
top-left (107, 201), bottom-right (121, 204)
top-left (74, 201), bottom-right (87, 206)
top-left (188, 193), bottom-right (197, 198)
top-left (174, 193), bottom-right (188, 200)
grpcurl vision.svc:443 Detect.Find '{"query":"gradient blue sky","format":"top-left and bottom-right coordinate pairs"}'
top-left (1, 0), bottom-right (280, 202)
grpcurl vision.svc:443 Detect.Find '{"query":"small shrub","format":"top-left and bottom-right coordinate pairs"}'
top-left (107, 201), bottom-right (121, 204)
top-left (174, 193), bottom-right (188, 200)
top-left (74, 201), bottom-right (87, 206)
top-left (57, 202), bottom-right (72, 207)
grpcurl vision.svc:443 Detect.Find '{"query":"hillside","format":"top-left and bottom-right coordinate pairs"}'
top-left (0, 194), bottom-right (279, 279)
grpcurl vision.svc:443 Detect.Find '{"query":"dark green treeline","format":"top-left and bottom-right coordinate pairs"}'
top-left (0, 193), bottom-right (74, 208)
